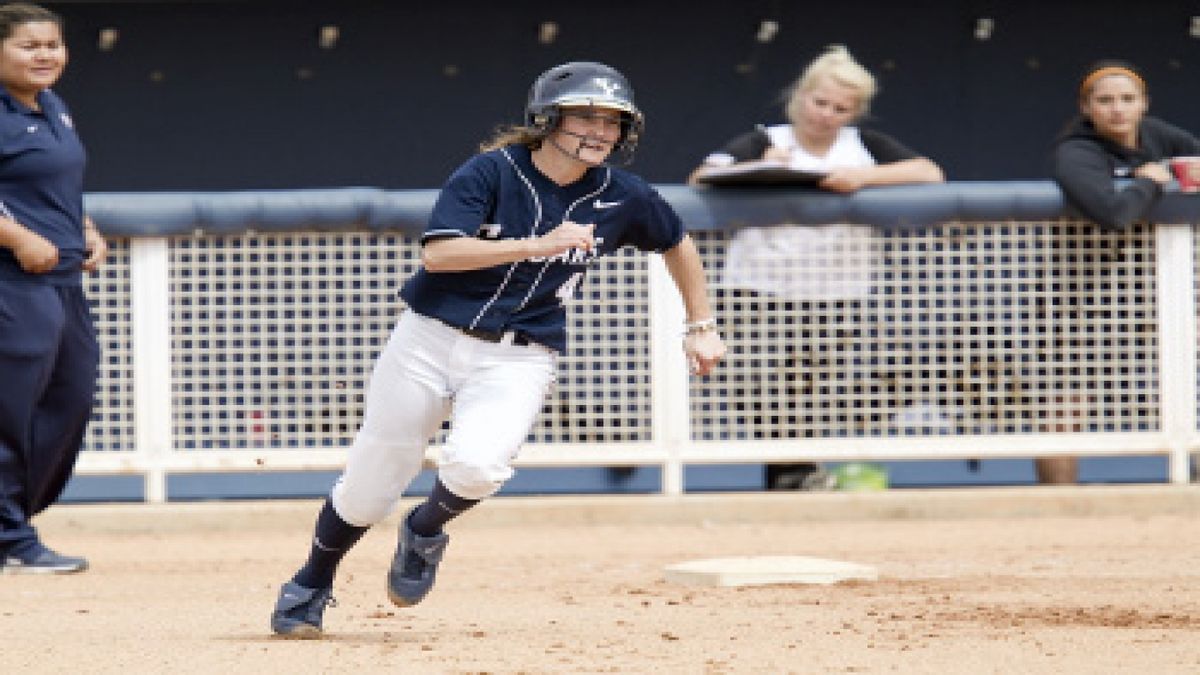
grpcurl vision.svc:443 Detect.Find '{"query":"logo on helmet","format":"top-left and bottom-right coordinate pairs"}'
top-left (592, 77), bottom-right (621, 98)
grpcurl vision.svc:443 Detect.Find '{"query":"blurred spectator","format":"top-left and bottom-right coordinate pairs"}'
top-left (690, 45), bottom-right (943, 490)
top-left (1047, 60), bottom-right (1200, 483)
top-left (1053, 59), bottom-right (1200, 229)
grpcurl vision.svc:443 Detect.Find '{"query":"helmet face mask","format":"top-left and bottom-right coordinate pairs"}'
top-left (526, 62), bottom-right (645, 164)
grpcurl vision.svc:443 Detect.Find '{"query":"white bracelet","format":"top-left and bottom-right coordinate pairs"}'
top-left (683, 317), bottom-right (717, 335)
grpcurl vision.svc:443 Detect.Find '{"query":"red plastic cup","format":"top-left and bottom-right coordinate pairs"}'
top-left (1170, 157), bottom-right (1200, 193)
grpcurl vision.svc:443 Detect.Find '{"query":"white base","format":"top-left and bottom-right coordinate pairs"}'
top-left (664, 555), bottom-right (878, 587)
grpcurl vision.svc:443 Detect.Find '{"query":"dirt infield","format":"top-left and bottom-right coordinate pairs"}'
top-left (4, 487), bottom-right (1199, 674)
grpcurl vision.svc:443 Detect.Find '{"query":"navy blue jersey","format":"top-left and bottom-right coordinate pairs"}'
top-left (401, 144), bottom-right (685, 352)
top-left (0, 87), bottom-right (87, 285)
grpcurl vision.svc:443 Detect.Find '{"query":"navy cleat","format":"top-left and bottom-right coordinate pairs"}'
top-left (0, 545), bottom-right (88, 575)
top-left (387, 515), bottom-right (449, 607)
top-left (271, 581), bottom-right (335, 638)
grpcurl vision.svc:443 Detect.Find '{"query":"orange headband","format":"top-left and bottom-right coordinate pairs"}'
top-left (1080, 66), bottom-right (1145, 97)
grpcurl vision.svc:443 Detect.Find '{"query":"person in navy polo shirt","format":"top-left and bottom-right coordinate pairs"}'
top-left (270, 62), bottom-right (726, 637)
top-left (0, 3), bottom-right (106, 575)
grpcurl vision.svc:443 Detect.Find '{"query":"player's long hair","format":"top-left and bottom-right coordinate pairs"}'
top-left (479, 125), bottom-right (546, 153)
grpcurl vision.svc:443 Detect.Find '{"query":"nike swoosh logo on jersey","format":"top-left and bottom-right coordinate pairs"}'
top-left (594, 199), bottom-right (622, 209)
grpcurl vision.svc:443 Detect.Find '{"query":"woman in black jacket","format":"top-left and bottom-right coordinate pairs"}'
top-left (1052, 60), bottom-right (1200, 229)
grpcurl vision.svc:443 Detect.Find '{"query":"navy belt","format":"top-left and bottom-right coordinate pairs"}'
top-left (458, 326), bottom-right (532, 346)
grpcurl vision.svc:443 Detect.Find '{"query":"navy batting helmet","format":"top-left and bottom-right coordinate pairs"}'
top-left (525, 61), bottom-right (645, 162)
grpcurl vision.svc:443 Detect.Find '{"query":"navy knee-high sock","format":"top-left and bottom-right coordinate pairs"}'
top-left (407, 479), bottom-right (479, 537)
top-left (292, 498), bottom-right (368, 589)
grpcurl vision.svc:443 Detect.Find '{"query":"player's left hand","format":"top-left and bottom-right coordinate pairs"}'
top-left (534, 220), bottom-right (595, 257)
top-left (82, 218), bottom-right (108, 272)
top-left (684, 330), bottom-right (726, 376)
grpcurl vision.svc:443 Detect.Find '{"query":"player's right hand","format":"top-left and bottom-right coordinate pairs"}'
top-left (11, 228), bottom-right (59, 273)
top-left (535, 220), bottom-right (595, 257)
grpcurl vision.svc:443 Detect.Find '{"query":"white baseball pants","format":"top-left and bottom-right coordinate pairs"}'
top-left (331, 310), bottom-right (557, 526)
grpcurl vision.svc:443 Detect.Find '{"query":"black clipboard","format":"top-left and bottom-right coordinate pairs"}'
top-left (694, 160), bottom-right (827, 187)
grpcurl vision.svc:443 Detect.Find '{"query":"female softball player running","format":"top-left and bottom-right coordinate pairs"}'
top-left (271, 61), bottom-right (726, 637)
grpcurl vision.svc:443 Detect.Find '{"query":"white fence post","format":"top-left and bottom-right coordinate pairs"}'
top-left (648, 254), bottom-right (690, 495)
top-left (1154, 223), bottom-right (1198, 483)
top-left (129, 238), bottom-right (174, 501)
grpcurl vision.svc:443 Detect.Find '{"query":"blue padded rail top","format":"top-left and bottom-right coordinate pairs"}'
top-left (84, 182), bottom-right (1200, 237)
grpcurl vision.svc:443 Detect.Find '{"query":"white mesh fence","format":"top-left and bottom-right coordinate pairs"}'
top-left (81, 221), bottom-right (1186, 487)
top-left (539, 250), bottom-right (654, 444)
top-left (84, 239), bottom-right (136, 452)
top-left (690, 222), bottom-right (1160, 440)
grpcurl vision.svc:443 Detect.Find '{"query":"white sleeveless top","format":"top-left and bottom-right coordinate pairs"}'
top-left (722, 124), bottom-right (879, 301)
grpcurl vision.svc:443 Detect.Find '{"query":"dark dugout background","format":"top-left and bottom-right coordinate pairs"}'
top-left (46, 0), bottom-right (1200, 191)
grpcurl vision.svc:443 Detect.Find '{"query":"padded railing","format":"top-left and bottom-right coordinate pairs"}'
top-left (86, 181), bottom-right (1200, 235)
